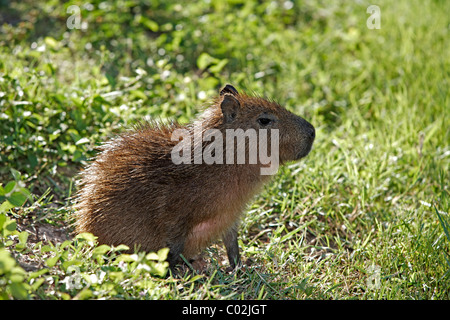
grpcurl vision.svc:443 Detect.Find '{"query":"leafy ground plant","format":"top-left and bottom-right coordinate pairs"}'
top-left (0, 0), bottom-right (449, 300)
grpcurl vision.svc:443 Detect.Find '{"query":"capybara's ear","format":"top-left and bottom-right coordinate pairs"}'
top-left (220, 94), bottom-right (240, 123)
top-left (220, 84), bottom-right (239, 96)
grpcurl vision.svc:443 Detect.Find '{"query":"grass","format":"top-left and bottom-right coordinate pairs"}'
top-left (0, 0), bottom-right (449, 300)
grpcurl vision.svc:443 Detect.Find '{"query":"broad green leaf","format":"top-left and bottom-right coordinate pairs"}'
top-left (0, 248), bottom-right (16, 274)
top-left (4, 181), bottom-right (15, 194)
top-left (146, 252), bottom-right (159, 261)
top-left (157, 247), bottom-right (169, 262)
top-left (75, 288), bottom-right (93, 300)
top-left (0, 201), bottom-right (14, 214)
top-left (209, 59), bottom-right (229, 73)
top-left (93, 244), bottom-right (111, 256)
top-left (138, 16), bottom-right (159, 32)
top-left (10, 168), bottom-right (21, 181)
top-left (9, 282), bottom-right (29, 300)
top-left (7, 191), bottom-right (28, 207)
top-left (46, 255), bottom-right (60, 267)
top-left (62, 259), bottom-right (82, 272)
top-left (75, 137), bottom-right (90, 145)
top-left (2, 218), bottom-right (17, 236)
top-left (0, 213), bottom-right (6, 230)
top-left (28, 268), bottom-right (49, 279)
top-left (75, 232), bottom-right (97, 245)
top-left (44, 36), bottom-right (59, 49)
top-left (112, 244), bottom-right (129, 252)
top-left (116, 253), bottom-right (138, 263)
top-left (30, 278), bottom-right (45, 291)
top-left (197, 52), bottom-right (219, 70)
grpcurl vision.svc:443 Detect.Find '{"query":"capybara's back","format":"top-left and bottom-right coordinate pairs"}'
top-left (74, 85), bottom-right (315, 268)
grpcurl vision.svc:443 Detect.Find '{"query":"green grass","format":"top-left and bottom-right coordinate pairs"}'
top-left (0, 0), bottom-right (449, 300)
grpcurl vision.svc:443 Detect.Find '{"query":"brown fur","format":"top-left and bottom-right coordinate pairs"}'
top-left (73, 85), bottom-right (315, 269)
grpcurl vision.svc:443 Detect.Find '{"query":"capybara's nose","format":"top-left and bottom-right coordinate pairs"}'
top-left (296, 116), bottom-right (315, 141)
top-left (306, 123), bottom-right (315, 140)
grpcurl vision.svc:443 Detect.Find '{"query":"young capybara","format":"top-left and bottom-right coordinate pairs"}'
top-left (74, 84), bottom-right (315, 269)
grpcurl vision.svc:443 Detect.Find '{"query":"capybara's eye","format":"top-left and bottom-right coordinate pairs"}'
top-left (258, 118), bottom-right (272, 126)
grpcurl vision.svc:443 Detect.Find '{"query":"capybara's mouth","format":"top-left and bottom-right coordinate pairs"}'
top-left (295, 143), bottom-right (313, 160)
